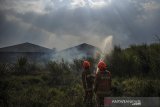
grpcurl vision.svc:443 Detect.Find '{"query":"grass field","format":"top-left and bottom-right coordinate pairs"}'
top-left (0, 43), bottom-right (160, 107)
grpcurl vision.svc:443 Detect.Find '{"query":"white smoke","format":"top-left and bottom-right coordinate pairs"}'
top-left (51, 47), bottom-right (88, 63)
top-left (49, 35), bottom-right (113, 64)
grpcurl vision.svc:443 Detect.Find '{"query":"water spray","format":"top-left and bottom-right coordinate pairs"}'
top-left (95, 35), bottom-right (113, 74)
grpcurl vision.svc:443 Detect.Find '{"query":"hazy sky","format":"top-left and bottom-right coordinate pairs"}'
top-left (0, 0), bottom-right (160, 50)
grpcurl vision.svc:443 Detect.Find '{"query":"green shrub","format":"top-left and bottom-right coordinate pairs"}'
top-left (14, 57), bottom-right (29, 73)
top-left (122, 77), bottom-right (160, 97)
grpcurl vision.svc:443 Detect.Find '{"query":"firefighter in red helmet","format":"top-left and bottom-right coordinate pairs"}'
top-left (94, 61), bottom-right (111, 107)
top-left (82, 60), bottom-right (94, 107)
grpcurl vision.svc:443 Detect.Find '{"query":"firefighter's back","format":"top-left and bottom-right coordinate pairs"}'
top-left (96, 70), bottom-right (111, 95)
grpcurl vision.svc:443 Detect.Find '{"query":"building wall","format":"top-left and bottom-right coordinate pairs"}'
top-left (0, 52), bottom-right (54, 63)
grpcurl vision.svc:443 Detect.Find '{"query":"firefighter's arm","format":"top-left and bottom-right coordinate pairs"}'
top-left (82, 72), bottom-right (86, 89)
top-left (94, 73), bottom-right (99, 93)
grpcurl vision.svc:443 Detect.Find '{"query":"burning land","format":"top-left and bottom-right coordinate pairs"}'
top-left (0, 42), bottom-right (160, 107)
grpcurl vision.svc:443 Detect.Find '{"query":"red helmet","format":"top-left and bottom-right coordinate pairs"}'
top-left (98, 61), bottom-right (107, 71)
top-left (83, 61), bottom-right (90, 69)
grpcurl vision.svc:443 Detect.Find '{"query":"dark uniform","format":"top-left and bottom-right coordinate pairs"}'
top-left (94, 70), bottom-right (111, 107)
top-left (82, 69), bottom-right (94, 107)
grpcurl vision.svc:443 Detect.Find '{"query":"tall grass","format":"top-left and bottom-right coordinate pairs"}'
top-left (0, 43), bottom-right (160, 106)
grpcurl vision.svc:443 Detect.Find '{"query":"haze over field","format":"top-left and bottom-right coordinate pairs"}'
top-left (0, 0), bottom-right (160, 50)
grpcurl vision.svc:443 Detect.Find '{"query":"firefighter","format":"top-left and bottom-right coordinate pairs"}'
top-left (82, 60), bottom-right (94, 107)
top-left (94, 61), bottom-right (111, 107)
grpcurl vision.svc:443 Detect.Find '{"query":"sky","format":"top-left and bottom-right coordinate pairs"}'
top-left (0, 0), bottom-right (160, 50)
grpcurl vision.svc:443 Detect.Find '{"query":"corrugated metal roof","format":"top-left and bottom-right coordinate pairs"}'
top-left (0, 42), bottom-right (54, 52)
